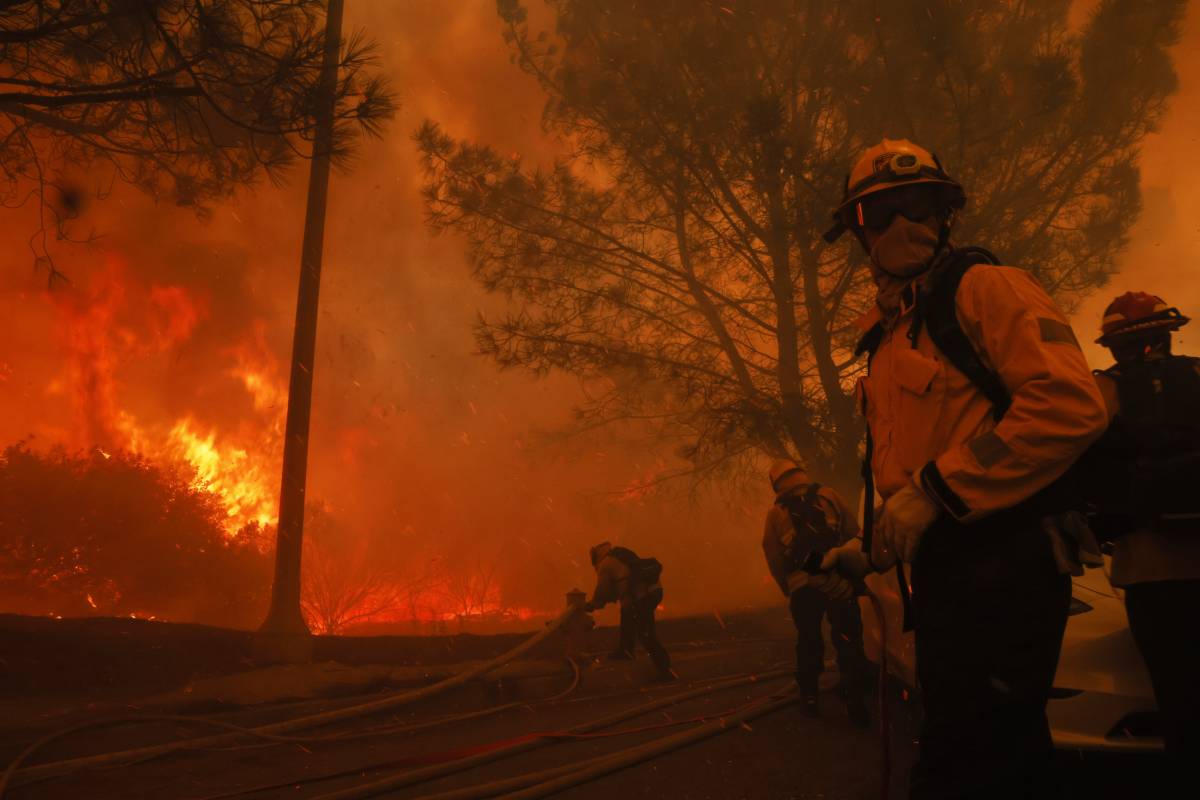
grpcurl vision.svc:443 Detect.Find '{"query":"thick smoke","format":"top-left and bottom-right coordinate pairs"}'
top-left (1, 1), bottom-right (1197, 625)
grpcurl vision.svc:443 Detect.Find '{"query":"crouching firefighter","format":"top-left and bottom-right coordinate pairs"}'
top-left (1088, 292), bottom-right (1200, 769)
top-left (762, 459), bottom-right (872, 724)
top-left (817, 139), bottom-right (1107, 799)
top-left (585, 542), bottom-right (675, 681)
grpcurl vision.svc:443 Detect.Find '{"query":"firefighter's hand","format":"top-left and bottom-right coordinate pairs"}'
top-left (820, 541), bottom-right (873, 580)
top-left (1042, 511), bottom-right (1104, 576)
top-left (804, 571), bottom-right (857, 603)
top-left (878, 481), bottom-right (940, 562)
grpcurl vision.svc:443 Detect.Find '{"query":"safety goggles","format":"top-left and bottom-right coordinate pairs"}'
top-left (843, 183), bottom-right (945, 232)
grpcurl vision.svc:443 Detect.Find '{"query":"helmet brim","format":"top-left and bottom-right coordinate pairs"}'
top-left (1096, 313), bottom-right (1190, 345)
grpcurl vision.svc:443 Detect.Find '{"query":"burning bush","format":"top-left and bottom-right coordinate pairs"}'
top-left (0, 442), bottom-right (269, 627)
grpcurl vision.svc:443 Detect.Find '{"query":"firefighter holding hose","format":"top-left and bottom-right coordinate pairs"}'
top-left (817, 139), bottom-right (1107, 799)
top-left (584, 541), bottom-right (675, 682)
top-left (761, 459), bottom-right (872, 724)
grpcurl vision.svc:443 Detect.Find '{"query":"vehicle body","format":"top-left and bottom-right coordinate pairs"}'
top-left (858, 558), bottom-right (1162, 753)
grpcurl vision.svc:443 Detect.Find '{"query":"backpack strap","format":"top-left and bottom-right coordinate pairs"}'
top-left (853, 322), bottom-right (916, 629)
top-left (853, 329), bottom-right (882, 561)
top-left (917, 247), bottom-right (1010, 422)
top-left (854, 321), bottom-right (885, 362)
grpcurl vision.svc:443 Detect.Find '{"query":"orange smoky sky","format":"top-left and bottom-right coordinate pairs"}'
top-left (1073, 1), bottom-right (1200, 365)
top-left (0, 1), bottom-right (776, 621)
top-left (1, 1), bottom-right (1198, 622)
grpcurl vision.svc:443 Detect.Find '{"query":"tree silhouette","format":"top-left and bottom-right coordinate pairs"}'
top-left (418, 0), bottom-right (1183, 496)
top-left (1, 0), bottom-right (395, 282)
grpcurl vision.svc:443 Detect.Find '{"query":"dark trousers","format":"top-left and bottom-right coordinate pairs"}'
top-left (788, 586), bottom-right (871, 696)
top-left (618, 589), bottom-right (671, 673)
top-left (617, 605), bottom-right (636, 655)
top-left (908, 513), bottom-right (1071, 800)
top-left (1124, 579), bottom-right (1200, 769)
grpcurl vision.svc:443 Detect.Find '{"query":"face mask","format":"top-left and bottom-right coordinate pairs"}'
top-left (868, 216), bottom-right (940, 278)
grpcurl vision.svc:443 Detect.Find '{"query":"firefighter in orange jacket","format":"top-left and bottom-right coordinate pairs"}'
top-left (818, 139), bottom-right (1107, 799)
top-left (1090, 292), bottom-right (1200, 770)
top-left (762, 459), bottom-right (872, 724)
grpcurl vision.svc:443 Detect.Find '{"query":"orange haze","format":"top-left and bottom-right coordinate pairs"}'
top-left (1, 1), bottom-right (1198, 627)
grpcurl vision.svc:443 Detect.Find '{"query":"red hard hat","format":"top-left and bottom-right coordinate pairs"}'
top-left (1096, 291), bottom-right (1190, 345)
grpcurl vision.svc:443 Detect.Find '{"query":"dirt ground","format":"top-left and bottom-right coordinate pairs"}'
top-left (0, 610), bottom-right (1163, 799)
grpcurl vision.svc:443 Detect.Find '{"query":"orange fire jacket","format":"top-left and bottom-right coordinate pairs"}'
top-left (762, 471), bottom-right (859, 596)
top-left (857, 263), bottom-right (1107, 521)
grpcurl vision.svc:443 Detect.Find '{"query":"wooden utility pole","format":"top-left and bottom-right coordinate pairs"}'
top-left (258, 0), bottom-right (346, 644)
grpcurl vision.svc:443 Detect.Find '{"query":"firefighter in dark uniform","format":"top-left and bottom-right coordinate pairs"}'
top-left (816, 139), bottom-right (1108, 799)
top-left (1090, 292), bottom-right (1200, 773)
top-left (762, 459), bottom-right (872, 724)
top-left (584, 541), bottom-right (674, 681)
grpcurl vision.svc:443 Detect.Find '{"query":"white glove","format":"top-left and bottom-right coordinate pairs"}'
top-left (807, 571), bottom-right (857, 602)
top-left (820, 541), bottom-right (873, 580)
top-left (878, 481), bottom-right (940, 563)
top-left (788, 565), bottom-right (856, 601)
top-left (1042, 511), bottom-right (1104, 576)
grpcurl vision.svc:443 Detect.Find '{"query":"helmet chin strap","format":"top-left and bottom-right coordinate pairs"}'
top-left (932, 208), bottom-right (956, 262)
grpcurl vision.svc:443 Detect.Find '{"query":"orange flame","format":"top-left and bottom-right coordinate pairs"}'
top-left (162, 418), bottom-right (277, 532)
top-left (52, 256), bottom-right (283, 538)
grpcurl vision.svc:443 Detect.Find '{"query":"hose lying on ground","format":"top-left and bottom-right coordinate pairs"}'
top-left (189, 665), bottom-right (790, 800)
top-left (189, 652), bottom-right (583, 762)
top-left (470, 596), bottom-right (885, 800)
top-left (306, 669), bottom-right (794, 800)
top-left (496, 689), bottom-right (798, 800)
top-left (1, 606), bottom-right (579, 792)
top-left (409, 686), bottom-right (798, 800)
top-left (204, 656), bottom-right (583, 752)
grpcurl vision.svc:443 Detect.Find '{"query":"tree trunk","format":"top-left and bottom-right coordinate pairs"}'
top-left (258, 0), bottom-right (345, 637)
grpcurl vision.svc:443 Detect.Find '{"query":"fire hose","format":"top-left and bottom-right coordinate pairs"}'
top-left (286, 669), bottom-right (795, 800)
top-left (411, 687), bottom-right (799, 800)
top-left (0, 605), bottom-right (581, 793)
top-left (184, 666), bottom-right (790, 800)
top-left (457, 689), bottom-right (798, 800)
top-left (5, 601), bottom-right (894, 800)
top-left (221, 604), bottom-right (884, 800)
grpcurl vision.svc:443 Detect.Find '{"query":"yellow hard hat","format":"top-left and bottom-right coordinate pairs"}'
top-left (824, 138), bottom-right (965, 243)
top-left (768, 459), bottom-right (807, 491)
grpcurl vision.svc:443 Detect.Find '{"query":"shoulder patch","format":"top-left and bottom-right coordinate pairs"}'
top-left (1037, 318), bottom-right (1080, 347)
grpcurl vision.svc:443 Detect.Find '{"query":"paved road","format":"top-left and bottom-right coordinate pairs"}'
top-left (0, 614), bottom-right (1164, 800)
